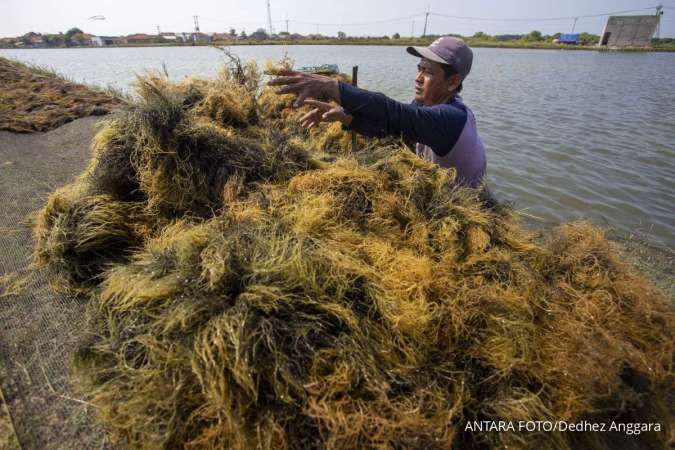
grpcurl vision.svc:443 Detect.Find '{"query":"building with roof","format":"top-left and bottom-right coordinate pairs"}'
top-left (598, 15), bottom-right (660, 48)
top-left (125, 33), bottom-right (153, 44)
top-left (91, 36), bottom-right (126, 46)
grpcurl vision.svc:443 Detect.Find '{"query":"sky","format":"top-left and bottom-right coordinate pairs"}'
top-left (2, 0), bottom-right (674, 38)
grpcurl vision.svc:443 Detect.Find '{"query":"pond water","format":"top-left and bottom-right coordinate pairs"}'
top-left (2, 45), bottom-right (673, 248)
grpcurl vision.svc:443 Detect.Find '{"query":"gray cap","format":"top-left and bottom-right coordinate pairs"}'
top-left (407, 36), bottom-right (473, 78)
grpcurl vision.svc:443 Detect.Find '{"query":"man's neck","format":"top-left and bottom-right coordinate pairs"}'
top-left (426, 92), bottom-right (456, 106)
top-left (441, 92), bottom-right (457, 104)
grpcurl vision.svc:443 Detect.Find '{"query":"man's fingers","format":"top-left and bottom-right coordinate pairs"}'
top-left (268, 75), bottom-right (303, 86)
top-left (274, 69), bottom-right (301, 77)
top-left (294, 91), bottom-right (308, 108)
top-left (322, 108), bottom-right (345, 122)
top-left (300, 108), bottom-right (320, 123)
top-left (275, 83), bottom-right (305, 95)
top-left (304, 99), bottom-right (333, 111)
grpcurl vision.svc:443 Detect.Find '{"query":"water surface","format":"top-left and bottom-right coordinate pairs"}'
top-left (2, 46), bottom-right (673, 248)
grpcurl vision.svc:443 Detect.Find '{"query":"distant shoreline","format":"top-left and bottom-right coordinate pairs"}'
top-left (2, 40), bottom-right (675, 53)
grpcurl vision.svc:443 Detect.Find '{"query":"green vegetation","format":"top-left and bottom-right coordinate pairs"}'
top-left (2, 28), bottom-right (674, 51)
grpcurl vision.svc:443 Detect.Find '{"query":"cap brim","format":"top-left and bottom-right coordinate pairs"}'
top-left (406, 46), bottom-right (448, 65)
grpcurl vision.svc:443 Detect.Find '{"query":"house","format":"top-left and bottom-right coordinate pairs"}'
top-left (212, 33), bottom-right (233, 42)
top-left (91, 36), bottom-right (126, 46)
top-left (159, 32), bottom-right (181, 42)
top-left (191, 32), bottom-right (212, 43)
top-left (126, 33), bottom-right (153, 44)
top-left (28, 35), bottom-right (44, 46)
top-left (176, 32), bottom-right (191, 43)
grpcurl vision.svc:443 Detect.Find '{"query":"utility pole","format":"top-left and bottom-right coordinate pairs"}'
top-left (411, 20), bottom-right (415, 38)
top-left (422, 5), bottom-right (430, 37)
top-left (656, 4), bottom-right (664, 39)
top-left (193, 15), bottom-right (200, 33)
top-left (571, 17), bottom-right (578, 33)
top-left (286, 19), bottom-right (289, 33)
top-left (266, 0), bottom-right (274, 36)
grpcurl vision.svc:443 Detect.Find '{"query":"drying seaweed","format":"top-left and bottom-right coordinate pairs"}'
top-left (0, 56), bottom-right (121, 133)
top-left (0, 272), bottom-right (31, 299)
top-left (30, 58), bottom-right (674, 449)
top-left (73, 152), bottom-right (673, 450)
top-left (33, 182), bottom-right (152, 293)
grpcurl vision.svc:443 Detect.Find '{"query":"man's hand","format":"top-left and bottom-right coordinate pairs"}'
top-left (300, 99), bottom-right (353, 130)
top-left (268, 70), bottom-right (341, 107)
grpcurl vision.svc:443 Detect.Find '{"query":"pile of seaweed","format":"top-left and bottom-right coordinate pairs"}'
top-left (0, 56), bottom-right (121, 133)
top-left (33, 60), bottom-right (673, 449)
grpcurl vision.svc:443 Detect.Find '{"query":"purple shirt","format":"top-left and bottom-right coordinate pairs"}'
top-left (339, 82), bottom-right (487, 188)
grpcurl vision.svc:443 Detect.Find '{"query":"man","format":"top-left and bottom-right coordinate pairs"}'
top-left (269, 36), bottom-right (487, 190)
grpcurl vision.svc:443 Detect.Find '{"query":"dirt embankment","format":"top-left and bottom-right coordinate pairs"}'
top-left (0, 57), bottom-right (121, 133)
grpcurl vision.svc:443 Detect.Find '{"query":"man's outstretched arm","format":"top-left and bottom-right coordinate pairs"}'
top-left (338, 83), bottom-right (467, 156)
top-left (269, 72), bottom-right (467, 156)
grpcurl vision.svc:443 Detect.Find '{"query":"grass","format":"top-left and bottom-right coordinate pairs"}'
top-left (8, 36), bottom-right (673, 52)
top-left (46, 37), bottom-right (675, 52)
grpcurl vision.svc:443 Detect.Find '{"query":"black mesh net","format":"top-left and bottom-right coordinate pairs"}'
top-left (0, 117), bottom-right (110, 449)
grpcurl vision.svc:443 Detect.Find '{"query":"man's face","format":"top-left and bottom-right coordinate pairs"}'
top-left (414, 58), bottom-right (461, 106)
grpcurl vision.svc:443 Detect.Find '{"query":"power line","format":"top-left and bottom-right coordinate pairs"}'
top-left (291, 13), bottom-right (425, 27)
top-left (430, 6), bottom-right (661, 22)
top-left (202, 5), bottom-right (662, 30)
top-left (158, 19), bottom-right (194, 30)
top-left (199, 17), bottom-right (285, 26)
top-left (153, 5), bottom-right (671, 35)
top-left (200, 14), bottom-right (421, 28)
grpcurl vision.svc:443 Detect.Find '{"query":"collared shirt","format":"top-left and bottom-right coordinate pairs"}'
top-left (338, 82), bottom-right (487, 188)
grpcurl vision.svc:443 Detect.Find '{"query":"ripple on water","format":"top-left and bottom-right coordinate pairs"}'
top-left (1, 46), bottom-right (673, 247)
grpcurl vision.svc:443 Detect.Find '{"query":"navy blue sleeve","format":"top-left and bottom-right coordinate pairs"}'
top-left (338, 82), bottom-right (467, 157)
